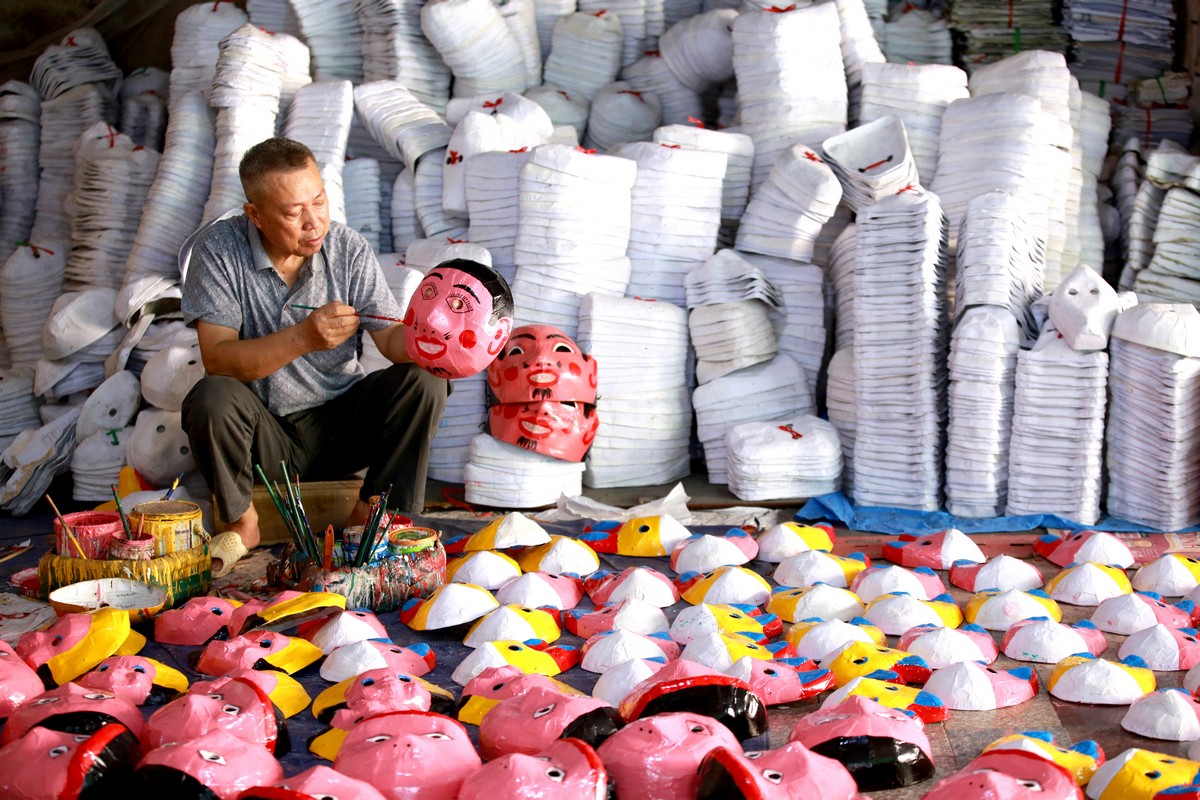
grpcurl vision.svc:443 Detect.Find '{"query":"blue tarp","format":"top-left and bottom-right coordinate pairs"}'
top-left (795, 491), bottom-right (1200, 536)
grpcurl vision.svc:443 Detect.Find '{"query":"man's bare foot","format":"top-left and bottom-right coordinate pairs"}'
top-left (213, 502), bottom-right (260, 573)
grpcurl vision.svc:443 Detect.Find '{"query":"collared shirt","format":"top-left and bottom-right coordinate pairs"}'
top-left (181, 215), bottom-right (403, 416)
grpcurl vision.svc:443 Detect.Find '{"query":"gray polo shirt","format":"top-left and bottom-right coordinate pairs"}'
top-left (182, 215), bottom-right (404, 416)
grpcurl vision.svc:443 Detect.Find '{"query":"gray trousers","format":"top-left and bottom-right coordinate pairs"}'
top-left (181, 364), bottom-right (449, 522)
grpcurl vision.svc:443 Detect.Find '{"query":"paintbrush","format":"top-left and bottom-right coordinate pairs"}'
top-left (45, 494), bottom-right (85, 558)
top-left (288, 303), bottom-right (404, 324)
top-left (110, 485), bottom-right (133, 539)
top-left (163, 473), bottom-right (182, 500)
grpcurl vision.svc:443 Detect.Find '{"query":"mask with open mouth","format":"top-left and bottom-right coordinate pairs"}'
top-left (404, 258), bottom-right (513, 379)
top-left (487, 400), bottom-right (599, 462)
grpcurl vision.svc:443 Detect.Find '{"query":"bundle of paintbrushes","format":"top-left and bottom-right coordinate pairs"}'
top-left (351, 486), bottom-right (395, 568)
top-left (255, 462), bottom-right (319, 559)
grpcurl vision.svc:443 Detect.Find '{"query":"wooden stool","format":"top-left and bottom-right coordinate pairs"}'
top-left (214, 478), bottom-right (364, 546)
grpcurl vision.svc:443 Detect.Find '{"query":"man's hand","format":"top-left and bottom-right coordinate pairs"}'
top-left (302, 302), bottom-right (360, 351)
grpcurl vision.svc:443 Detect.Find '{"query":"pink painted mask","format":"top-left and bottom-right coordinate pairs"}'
top-left (597, 712), bottom-right (742, 800)
top-left (922, 749), bottom-right (1082, 800)
top-left (194, 630), bottom-right (322, 676)
top-left (697, 742), bottom-right (867, 800)
top-left (155, 596), bottom-right (242, 646)
top-left (456, 666), bottom-right (580, 725)
top-left (134, 727), bottom-right (284, 798)
top-left (923, 662), bottom-right (1039, 710)
top-left (458, 738), bottom-right (608, 800)
top-left (333, 710), bottom-right (482, 799)
top-left (403, 258), bottom-right (514, 379)
top-left (617, 658), bottom-right (768, 741)
top-left (0, 722), bottom-right (141, 800)
top-left (318, 669), bottom-right (453, 730)
top-left (238, 764), bottom-right (388, 800)
top-left (725, 656), bottom-right (836, 705)
top-left (78, 655), bottom-right (189, 706)
top-left (142, 675), bottom-right (284, 755)
top-left (320, 640), bottom-right (436, 682)
top-left (487, 400), bottom-right (599, 462)
top-left (0, 639), bottom-right (46, 718)
top-left (487, 324), bottom-right (597, 404)
top-left (0, 682), bottom-right (144, 746)
top-left (478, 683), bottom-right (620, 760)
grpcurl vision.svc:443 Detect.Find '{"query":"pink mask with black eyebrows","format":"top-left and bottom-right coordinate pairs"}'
top-left (155, 596), bottom-right (241, 646)
top-left (333, 710), bottom-right (482, 799)
top-left (403, 259), bottom-right (513, 379)
top-left (488, 324), bottom-right (597, 404)
top-left (457, 738), bottom-right (609, 800)
top-left (478, 683), bottom-right (619, 759)
top-left (596, 712), bottom-right (742, 800)
top-left (487, 400), bottom-right (599, 462)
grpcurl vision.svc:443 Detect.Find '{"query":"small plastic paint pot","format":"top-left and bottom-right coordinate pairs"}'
top-left (389, 527), bottom-right (439, 555)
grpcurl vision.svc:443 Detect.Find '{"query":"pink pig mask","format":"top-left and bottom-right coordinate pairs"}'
top-left (478, 683), bottom-right (619, 759)
top-left (487, 324), bottom-right (597, 404)
top-left (403, 259), bottom-right (514, 380)
top-left (458, 738), bottom-right (608, 800)
top-left (333, 710), bottom-right (482, 799)
top-left (0, 639), bottom-right (45, 718)
top-left (134, 727), bottom-right (283, 798)
top-left (0, 723), bottom-right (141, 800)
top-left (697, 742), bottom-right (867, 800)
top-left (142, 675), bottom-right (283, 755)
top-left (155, 596), bottom-right (241, 646)
top-left (597, 711), bottom-right (742, 800)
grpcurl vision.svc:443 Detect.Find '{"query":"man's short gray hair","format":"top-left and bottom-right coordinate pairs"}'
top-left (239, 137), bottom-right (317, 202)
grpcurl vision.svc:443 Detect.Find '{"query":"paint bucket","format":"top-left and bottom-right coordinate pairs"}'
top-left (54, 511), bottom-right (123, 559)
top-left (341, 515), bottom-right (414, 566)
top-left (128, 500), bottom-right (204, 557)
top-left (108, 533), bottom-right (156, 561)
top-left (388, 526), bottom-right (438, 556)
top-left (298, 535), bottom-right (446, 611)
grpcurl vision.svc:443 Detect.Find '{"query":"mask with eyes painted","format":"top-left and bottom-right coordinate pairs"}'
top-left (616, 658), bottom-right (768, 740)
top-left (0, 682), bottom-right (145, 746)
top-left (1088, 748), bottom-right (1200, 799)
top-left (134, 727), bottom-right (284, 798)
top-left (311, 668), bottom-right (454, 728)
top-left (697, 742), bottom-right (867, 800)
top-left (154, 596), bottom-right (242, 646)
top-left (478, 683), bottom-right (620, 759)
top-left (238, 764), bottom-right (389, 800)
top-left (0, 723), bottom-right (141, 800)
top-left (487, 324), bottom-right (597, 404)
top-left (333, 710), bottom-right (482, 799)
top-left (487, 400), bottom-right (599, 462)
top-left (458, 738), bottom-right (608, 800)
top-left (195, 630), bottom-right (323, 676)
top-left (1048, 264), bottom-right (1120, 352)
top-left (142, 674), bottom-right (286, 755)
top-left (78, 655), bottom-right (189, 706)
top-left (403, 258), bottom-right (514, 379)
top-left (456, 666), bottom-right (583, 726)
top-left (15, 607), bottom-right (133, 687)
top-left (0, 639), bottom-right (45, 719)
top-left (726, 656), bottom-right (837, 705)
top-left (921, 749), bottom-right (1082, 800)
top-left (597, 711), bottom-right (743, 800)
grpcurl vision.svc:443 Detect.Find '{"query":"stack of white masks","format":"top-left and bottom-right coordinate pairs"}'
top-left (77, 371), bottom-right (140, 442)
top-left (622, 55), bottom-right (702, 127)
top-left (524, 86), bottom-right (589, 141)
top-left (947, 0), bottom-right (1068, 72)
top-left (1106, 304), bottom-right (1200, 530)
top-left (30, 28), bottom-right (122, 102)
top-left (123, 320), bottom-right (192, 378)
top-left (413, 148), bottom-right (468, 240)
top-left (1134, 185), bottom-right (1200, 305)
top-left (289, 0), bottom-right (364, 81)
top-left (822, 116), bottom-right (921, 212)
top-left (246, 0), bottom-right (304, 37)
top-left (828, 224), bottom-right (858, 351)
top-left (955, 191), bottom-right (1046, 339)
top-left (120, 67), bottom-right (168, 150)
top-left (495, 0), bottom-right (541, 89)
top-left (578, 294), bottom-right (692, 488)
top-left (512, 144), bottom-right (635, 335)
top-left (283, 80), bottom-right (355, 226)
top-left (579, 0), bottom-right (650, 69)
top-left (693, 354), bottom-right (815, 485)
top-left (1113, 138), bottom-right (1144, 251)
top-left (353, 81), bottom-right (453, 172)
top-left (880, 7), bottom-right (953, 66)
top-left (543, 11), bottom-right (627, 102)
top-left (0, 371), bottom-right (43, 452)
top-left (658, 9), bottom-right (736, 94)
top-left (404, 238), bottom-right (492, 273)
top-left (967, 51), bottom-right (1074, 288)
top-left (1064, 0), bottom-right (1174, 96)
top-left (32, 84), bottom-right (115, 243)
top-left (583, 82), bottom-right (662, 152)
top-left (204, 24), bottom-right (288, 222)
top-left (727, 416), bottom-right (842, 501)
top-left (685, 250), bottom-right (780, 384)
top-left (390, 169), bottom-right (422, 257)
top-left (653, 123), bottom-right (753, 243)
top-left (1121, 142), bottom-right (1198, 292)
top-left (464, 433), bottom-right (585, 507)
top-left (420, 0), bottom-right (530, 97)
top-left (1, 244), bottom-right (66, 372)
top-left (1005, 330), bottom-right (1108, 525)
top-left (355, 0), bottom-right (451, 112)
top-left (70, 426), bottom-right (131, 502)
top-left (825, 347), bottom-right (858, 497)
top-left (343, 159), bottom-right (384, 249)
top-left (616, 141), bottom-right (725, 306)
top-left (360, 253), bottom-right (420, 374)
top-left (38, 288), bottom-right (123, 400)
top-left (126, 407), bottom-right (197, 489)
top-left (945, 306), bottom-right (1022, 518)
top-left (831, 0), bottom-right (886, 123)
top-left (168, 2), bottom-right (248, 105)
top-left (141, 341), bottom-right (206, 413)
top-left (735, 144), bottom-right (843, 263)
top-left (852, 190), bottom-right (949, 511)
top-left (466, 150), bottom-right (533, 283)
top-left (64, 123), bottom-right (160, 291)
top-left (1069, 90), bottom-right (1112, 274)
top-left (429, 373), bottom-right (488, 483)
top-left (750, 253), bottom-right (828, 381)
top-left (532, 0), bottom-right (574, 61)
top-left (731, 4), bottom-right (846, 189)
top-left (0, 407), bottom-right (80, 516)
top-left (858, 62), bottom-right (967, 186)
top-left (0, 82), bottom-right (40, 264)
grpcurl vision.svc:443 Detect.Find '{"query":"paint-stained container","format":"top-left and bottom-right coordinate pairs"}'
top-left (128, 500), bottom-right (205, 557)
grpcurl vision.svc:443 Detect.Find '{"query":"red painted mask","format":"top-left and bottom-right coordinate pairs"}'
top-left (697, 742), bottom-right (867, 799)
top-left (155, 596), bottom-right (242, 646)
top-left (0, 682), bottom-right (144, 746)
top-left (142, 675), bottom-right (284, 755)
top-left (487, 400), bottom-right (599, 462)
top-left (134, 727), bottom-right (284, 798)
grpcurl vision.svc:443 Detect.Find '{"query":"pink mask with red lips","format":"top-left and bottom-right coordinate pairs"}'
top-left (403, 259), bottom-right (514, 380)
top-left (487, 400), bottom-right (599, 462)
top-left (155, 596), bottom-right (241, 646)
top-left (458, 738), bottom-right (609, 800)
top-left (488, 325), bottom-right (597, 404)
top-left (333, 710), bottom-right (482, 799)
top-left (478, 683), bottom-right (619, 760)
top-left (0, 639), bottom-right (45, 718)
top-left (597, 712), bottom-right (743, 800)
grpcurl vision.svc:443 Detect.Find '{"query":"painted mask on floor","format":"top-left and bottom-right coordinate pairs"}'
top-left (725, 656), bottom-right (836, 705)
top-left (487, 324), bottom-right (597, 404)
top-left (133, 727), bottom-right (284, 798)
top-left (194, 668), bottom-right (310, 719)
top-left (456, 665), bottom-right (583, 727)
top-left (16, 607), bottom-right (135, 687)
top-left (399, 584), bottom-right (500, 631)
top-left (584, 567), bottom-right (679, 608)
top-left (320, 640), bottom-right (436, 682)
top-left (983, 731), bottom-right (1104, 786)
top-left (616, 658), bottom-right (768, 740)
top-left (465, 604), bottom-right (561, 647)
top-left (78, 655), bottom-right (189, 706)
top-left (1034, 529), bottom-right (1135, 569)
top-left (458, 738), bottom-right (608, 800)
top-left (767, 584), bottom-right (865, 623)
top-left (964, 589), bottom-right (1063, 631)
top-left (237, 764), bottom-right (387, 800)
top-left (580, 514), bottom-right (692, 557)
top-left (403, 258), bottom-right (514, 379)
top-left (822, 640), bottom-right (932, 686)
top-left (450, 639), bottom-right (580, 686)
top-left (1093, 592), bottom-right (1197, 636)
top-left (581, 629), bottom-right (678, 673)
top-left (775, 551), bottom-right (869, 590)
top-left (788, 695), bottom-right (935, 791)
top-left (923, 661), bottom-right (1038, 710)
top-left (881, 528), bottom-right (985, 570)
top-left (0, 639), bottom-right (46, 718)
top-left (669, 603), bottom-right (782, 645)
top-left (1, 682), bottom-right (144, 746)
top-left (1133, 554), bottom-right (1200, 597)
top-left (478, 683), bottom-right (620, 759)
top-left (517, 535), bottom-right (601, 576)
top-left (299, 609), bottom-right (389, 654)
top-left (850, 564), bottom-right (944, 602)
top-left (1001, 618), bottom-right (1107, 664)
top-left (0, 722), bottom-right (140, 800)
top-left (1047, 655), bottom-right (1156, 704)
top-left (785, 617), bottom-right (887, 661)
top-left (670, 530), bottom-right (759, 574)
top-left (678, 567), bottom-right (773, 608)
top-left (755, 522), bottom-right (836, 562)
top-left (142, 674), bottom-right (286, 755)
top-left (949, 554), bottom-right (1045, 593)
top-left (565, 598), bottom-right (670, 640)
top-left (496, 572), bottom-right (585, 611)
top-left (442, 511), bottom-right (551, 554)
top-left (154, 596), bottom-right (243, 646)
top-left (821, 676), bottom-right (947, 724)
top-left (862, 592), bottom-right (963, 635)
top-left (333, 710), bottom-right (482, 799)
top-left (678, 632), bottom-right (790, 672)
top-left (597, 712), bottom-right (742, 800)
top-left (1122, 689), bottom-right (1200, 742)
top-left (195, 631), bottom-right (322, 676)
top-left (487, 400), bottom-right (599, 462)
top-left (898, 623), bottom-right (1000, 668)
top-left (921, 749), bottom-right (1082, 800)
top-left (1087, 748), bottom-right (1200, 800)
top-left (696, 742), bottom-right (866, 800)
top-left (312, 668), bottom-right (453, 725)
top-left (1119, 625), bottom-right (1200, 671)
top-left (1045, 562), bottom-right (1133, 606)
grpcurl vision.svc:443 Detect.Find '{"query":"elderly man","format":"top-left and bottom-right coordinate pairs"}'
top-left (181, 137), bottom-right (448, 575)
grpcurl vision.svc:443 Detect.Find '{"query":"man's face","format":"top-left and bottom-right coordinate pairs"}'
top-left (244, 160), bottom-right (330, 264)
